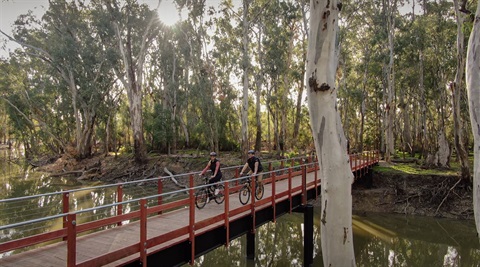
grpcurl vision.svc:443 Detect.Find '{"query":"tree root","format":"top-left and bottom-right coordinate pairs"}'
top-left (434, 178), bottom-right (462, 215)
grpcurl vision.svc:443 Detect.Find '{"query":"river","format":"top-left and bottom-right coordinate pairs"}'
top-left (1, 149), bottom-right (479, 266)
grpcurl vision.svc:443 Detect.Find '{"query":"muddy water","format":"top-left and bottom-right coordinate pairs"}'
top-left (188, 208), bottom-right (480, 266)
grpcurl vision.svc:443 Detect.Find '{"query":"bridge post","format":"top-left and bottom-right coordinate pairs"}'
top-left (302, 165), bottom-right (306, 205)
top-left (271, 169), bottom-right (276, 223)
top-left (304, 204), bottom-right (313, 267)
top-left (117, 185), bottom-right (123, 226)
top-left (67, 213), bottom-right (76, 267)
top-left (189, 174), bottom-right (195, 265)
top-left (157, 179), bottom-right (163, 214)
top-left (63, 192), bottom-right (69, 241)
top-left (288, 166), bottom-right (292, 213)
top-left (246, 228), bottom-right (255, 260)
top-left (224, 181), bottom-right (230, 247)
top-left (140, 199), bottom-right (147, 266)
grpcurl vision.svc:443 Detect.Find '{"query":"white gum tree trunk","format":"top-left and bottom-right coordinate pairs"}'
top-left (306, 0), bottom-right (356, 266)
top-left (466, 1), bottom-right (480, 237)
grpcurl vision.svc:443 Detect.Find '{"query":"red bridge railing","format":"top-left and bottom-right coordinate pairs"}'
top-left (0, 151), bottom-right (379, 266)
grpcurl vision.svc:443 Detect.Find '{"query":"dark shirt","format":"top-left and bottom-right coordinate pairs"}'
top-left (209, 158), bottom-right (222, 179)
top-left (247, 156), bottom-right (263, 172)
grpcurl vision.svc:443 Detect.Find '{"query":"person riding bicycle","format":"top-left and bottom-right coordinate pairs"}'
top-left (200, 152), bottom-right (222, 200)
top-left (239, 150), bottom-right (263, 186)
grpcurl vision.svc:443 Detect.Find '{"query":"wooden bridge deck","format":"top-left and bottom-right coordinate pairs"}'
top-left (1, 171), bottom-right (317, 267)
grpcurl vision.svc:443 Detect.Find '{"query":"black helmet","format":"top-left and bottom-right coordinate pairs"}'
top-left (247, 150), bottom-right (255, 154)
top-left (210, 152), bottom-right (217, 156)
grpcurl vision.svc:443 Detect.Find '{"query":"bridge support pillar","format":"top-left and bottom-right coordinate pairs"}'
top-left (304, 204), bottom-right (314, 267)
top-left (365, 167), bottom-right (373, 188)
top-left (246, 229), bottom-right (255, 260)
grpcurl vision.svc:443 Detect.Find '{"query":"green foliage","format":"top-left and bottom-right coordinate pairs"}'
top-left (144, 103), bottom-right (174, 153)
top-left (373, 163), bottom-right (458, 176)
top-left (0, 0), bottom-right (474, 162)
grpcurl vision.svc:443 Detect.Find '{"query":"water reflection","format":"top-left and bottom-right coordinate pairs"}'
top-left (188, 211), bottom-right (480, 267)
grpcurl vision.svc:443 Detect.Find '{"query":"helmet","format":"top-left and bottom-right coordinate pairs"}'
top-left (247, 150), bottom-right (255, 154)
top-left (210, 152), bottom-right (217, 156)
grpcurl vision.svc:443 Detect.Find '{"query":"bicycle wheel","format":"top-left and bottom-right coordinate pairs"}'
top-left (255, 182), bottom-right (264, 200)
top-left (214, 184), bottom-right (225, 204)
top-left (195, 188), bottom-right (208, 209)
top-left (239, 185), bottom-right (250, 205)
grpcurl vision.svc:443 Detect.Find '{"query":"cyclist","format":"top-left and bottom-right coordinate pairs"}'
top-left (239, 150), bottom-right (263, 185)
top-left (200, 152), bottom-right (222, 201)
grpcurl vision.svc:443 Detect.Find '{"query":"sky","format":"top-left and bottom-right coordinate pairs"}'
top-left (0, 0), bottom-right (184, 58)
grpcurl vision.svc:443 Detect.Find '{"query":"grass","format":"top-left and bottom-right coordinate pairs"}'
top-left (373, 151), bottom-right (472, 176)
top-left (373, 163), bottom-right (459, 176)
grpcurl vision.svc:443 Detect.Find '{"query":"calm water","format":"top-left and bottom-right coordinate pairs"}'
top-left (1, 148), bottom-right (480, 266)
top-left (186, 211), bottom-right (480, 267)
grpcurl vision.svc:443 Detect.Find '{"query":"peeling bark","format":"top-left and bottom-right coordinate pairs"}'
top-left (306, 0), bottom-right (356, 265)
top-left (466, 0), bottom-right (480, 239)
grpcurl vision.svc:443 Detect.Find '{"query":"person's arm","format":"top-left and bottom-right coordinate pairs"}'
top-left (200, 161), bottom-right (211, 175)
top-left (253, 161), bottom-right (259, 175)
top-left (212, 161), bottom-right (220, 177)
top-left (240, 163), bottom-right (248, 175)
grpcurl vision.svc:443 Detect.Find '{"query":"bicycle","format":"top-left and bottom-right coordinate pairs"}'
top-left (195, 175), bottom-right (225, 209)
top-left (238, 174), bottom-right (264, 205)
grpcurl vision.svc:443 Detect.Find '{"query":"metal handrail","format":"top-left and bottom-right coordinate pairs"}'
top-left (0, 151), bottom-right (380, 266)
top-left (0, 162), bottom-right (318, 230)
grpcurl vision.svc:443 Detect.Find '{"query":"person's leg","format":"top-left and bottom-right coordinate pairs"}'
top-left (209, 176), bottom-right (221, 196)
top-left (256, 172), bottom-right (263, 185)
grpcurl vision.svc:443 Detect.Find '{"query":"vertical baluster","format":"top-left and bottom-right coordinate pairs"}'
top-left (189, 174), bottom-right (195, 265)
top-left (224, 180), bottom-right (230, 247)
top-left (117, 185), bottom-right (123, 226)
top-left (67, 213), bottom-right (76, 267)
top-left (157, 179), bottom-right (163, 215)
top-left (139, 199), bottom-right (147, 266)
top-left (63, 192), bottom-right (69, 241)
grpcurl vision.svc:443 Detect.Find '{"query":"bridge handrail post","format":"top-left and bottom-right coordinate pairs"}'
top-left (302, 165), bottom-right (306, 205)
top-left (157, 180), bottom-right (163, 215)
top-left (224, 180), bottom-right (230, 247)
top-left (288, 165), bottom-right (292, 213)
top-left (63, 192), bottom-right (69, 241)
top-left (271, 168), bottom-right (276, 222)
top-left (117, 185), bottom-right (123, 226)
top-left (67, 213), bottom-right (76, 267)
top-left (350, 154), bottom-right (354, 179)
top-left (188, 174), bottom-right (195, 265)
top-left (235, 168), bottom-right (239, 186)
top-left (140, 198), bottom-right (147, 266)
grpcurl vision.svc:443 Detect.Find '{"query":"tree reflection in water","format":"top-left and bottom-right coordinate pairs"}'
top-left (189, 211), bottom-right (480, 267)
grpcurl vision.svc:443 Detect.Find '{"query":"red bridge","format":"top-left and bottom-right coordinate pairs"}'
top-left (0, 152), bottom-right (379, 267)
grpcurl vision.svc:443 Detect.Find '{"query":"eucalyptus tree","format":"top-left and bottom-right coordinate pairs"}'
top-left (466, 0), bottom-right (480, 236)
top-left (208, 0), bottom-right (243, 151)
top-left (241, 0), bottom-right (251, 158)
top-left (176, 0), bottom-right (224, 152)
top-left (452, 0), bottom-right (470, 179)
top-left (419, 1), bottom-right (460, 165)
top-left (383, 0), bottom-right (398, 163)
top-left (292, 0), bottom-right (310, 142)
top-left (1, 0), bottom-right (117, 159)
top-left (100, 0), bottom-right (161, 163)
top-left (261, 0), bottom-right (301, 155)
top-left (306, 0), bottom-right (355, 265)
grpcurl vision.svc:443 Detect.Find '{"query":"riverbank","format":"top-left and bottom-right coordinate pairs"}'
top-left (37, 152), bottom-right (473, 219)
top-left (350, 171), bottom-right (472, 219)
